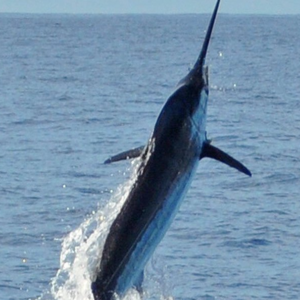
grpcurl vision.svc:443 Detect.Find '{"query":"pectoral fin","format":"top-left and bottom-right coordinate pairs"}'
top-left (201, 142), bottom-right (252, 177)
top-left (104, 145), bottom-right (145, 164)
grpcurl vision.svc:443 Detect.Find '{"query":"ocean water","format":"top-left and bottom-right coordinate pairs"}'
top-left (1, 13), bottom-right (300, 300)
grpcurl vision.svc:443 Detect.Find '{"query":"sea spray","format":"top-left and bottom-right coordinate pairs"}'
top-left (50, 158), bottom-right (143, 300)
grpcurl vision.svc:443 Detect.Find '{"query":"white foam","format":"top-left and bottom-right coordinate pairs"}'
top-left (50, 159), bottom-right (142, 300)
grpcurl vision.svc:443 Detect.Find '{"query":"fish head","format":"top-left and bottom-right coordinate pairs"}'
top-left (176, 0), bottom-right (220, 137)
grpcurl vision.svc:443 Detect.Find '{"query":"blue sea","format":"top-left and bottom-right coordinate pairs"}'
top-left (1, 13), bottom-right (300, 300)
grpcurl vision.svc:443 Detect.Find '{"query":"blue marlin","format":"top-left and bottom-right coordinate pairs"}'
top-left (92, 0), bottom-right (251, 299)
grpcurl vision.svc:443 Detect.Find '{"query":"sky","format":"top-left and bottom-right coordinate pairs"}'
top-left (0, 0), bottom-right (300, 15)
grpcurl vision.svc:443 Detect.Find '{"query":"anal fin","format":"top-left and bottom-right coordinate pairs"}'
top-left (201, 142), bottom-right (252, 177)
top-left (104, 145), bottom-right (145, 164)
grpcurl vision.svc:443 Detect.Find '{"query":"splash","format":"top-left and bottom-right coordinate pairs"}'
top-left (50, 159), bottom-right (143, 300)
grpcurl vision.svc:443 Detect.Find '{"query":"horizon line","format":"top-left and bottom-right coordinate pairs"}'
top-left (1, 11), bottom-right (300, 16)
